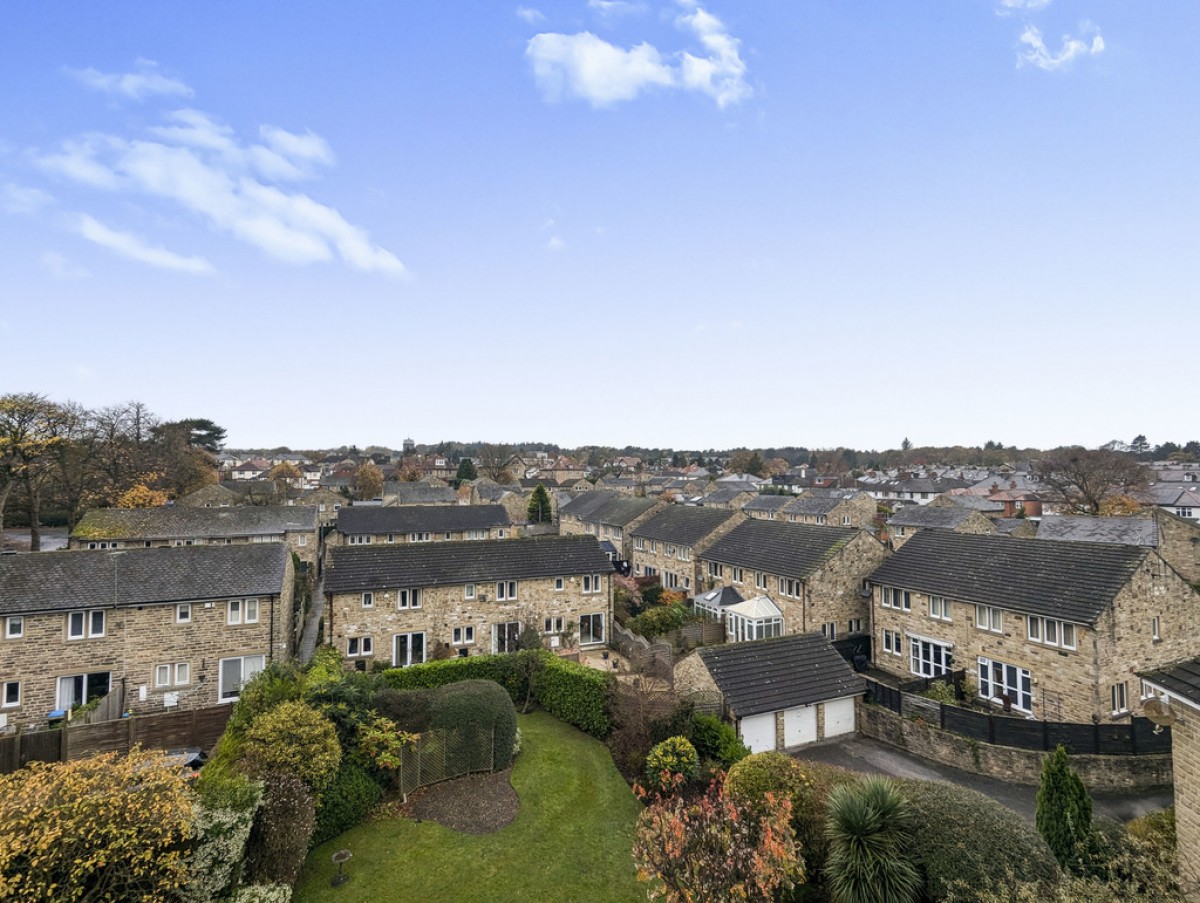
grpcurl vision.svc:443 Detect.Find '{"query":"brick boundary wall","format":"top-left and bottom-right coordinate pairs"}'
top-left (859, 701), bottom-right (1173, 792)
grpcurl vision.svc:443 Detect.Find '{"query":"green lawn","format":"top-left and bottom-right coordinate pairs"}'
top-left (295, 711), bottom-right (645, 903)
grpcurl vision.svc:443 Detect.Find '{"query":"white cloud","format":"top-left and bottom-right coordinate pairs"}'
top-left (74, 213), bottom-right (214, 274)
top-left (588, 0), bottom-right (647, 20)
top-left (37, 107), bottom-right (405, 276)
top-left (996, 0), bottom-right (1052, 15)
top-left (1, 182), bottom-right (54, 214)
top-left (40, 251), bottom-right (89, 280)
top-left (67, 60), bottom-right (193, 101)
top-left (1018, 23), bottom-right (1104, 71)
top-left (525, 1), bottom-right (750, 108)
top-left (546, 235), bottom-right (565, 251)
top-left (516, 6), bottom-right (545, 24)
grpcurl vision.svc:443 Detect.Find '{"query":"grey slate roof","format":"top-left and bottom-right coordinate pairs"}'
top-left (742, 495), bottom-right (792, 513)
top-left (1142, 658), bottom-right (1200, 708)
top-left (629, 506), bottom-right (738, 546)
top-left (887, 507), bottom-right (975, 530)
top-left (383, 483), bottom-right (458, 505)
top-left (697, 633), bottom-right (864, 718)
top-left (0, 544), bottom-right (289, 615)
top-left (992, 518), bottom-right (1033, 535)
top-left (1036, 516), bottom-right (1159, 547)
top-left (72, 505), bottom-right (317, 540)
top-left (337, 505), bottom-right (510, 535)
top-left (325, 535), bottom-right (615, 593)
top-left (700, 487), bottom-right (751, 505)
top-left (695, 585), bottom-right (744, 608)
top-left (702, 520), bottom-right (859, 579)
top-left (938, 494), bottom-right (1005, 513)
top-left (559, 491), bottom-right (657, 526)
top-left (783, 497), bottom-right (841, 516)
top-left (867, 531), bottom-right (1150, 625)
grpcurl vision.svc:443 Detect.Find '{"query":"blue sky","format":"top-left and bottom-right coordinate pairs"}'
top-left (1, 1), bottom-right (1195, 452)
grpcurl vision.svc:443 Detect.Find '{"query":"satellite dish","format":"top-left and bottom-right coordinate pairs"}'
top-left (1143, 697), bottom-right (1178, 733)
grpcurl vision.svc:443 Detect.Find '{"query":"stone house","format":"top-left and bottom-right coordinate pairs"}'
top-left (694, 487), bottom-right (756, 509)
top-left (177, 483), bottom-right (243, 508)
top-left (323, 535), bottom-right (614, 665)
top-left (558, 491), bottom-right (664, 560)
top-left (674, 632), bottom-right (864, 752)
top-left (470, 481), bottom-right (546, 524)
top-left (330, 504), bottom-right (512, 548)
top-left (783, 491), bottom-right (876, 528)
top-left (629, 508), bottom-right (744, 593)
top-left (886, 505), bottom-right (997, 549)
top-left (1037, 510), bottom-right (1200, 585)
top-left (868, 531), bottom-right (1200, 724)
top-left (382, 482), bottom-right (458, 506)
top-left (297, 487), bottom-right (347, 527)
top-left (0, 544), bottom-right (294, 728)
top-left (698, 519), bottom-right (888, 642)
top-left (70, 505), bottom-right (320, 570)
top-left (742, 495), bottom-right (792, 521)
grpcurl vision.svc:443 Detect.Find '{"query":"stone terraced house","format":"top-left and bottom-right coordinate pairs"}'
top-left (323, 535), bottom-right (614, 666)
top-left (1037, 510), bottom-right (1200, 585)
top-left (697, 519), bottom-right (888, 643)
top-left (558, 491), bottom-right (664, 560)
top-left (868, 531), bottom-right (1200, 724)
top-left (70, 505), bottom-right (320, 570)
top-left (0, 544), bottom-right (294, 729)
top-left (886, 504), bottom-right (997, 549)
top-left (628, 507), bottom-right (744, 593)
top-left (330, 504), bottom-right (512, 548)
top-left (741, 494), bottom-right (793, 521)
top-left (782, 491), bottom-right (876, 529)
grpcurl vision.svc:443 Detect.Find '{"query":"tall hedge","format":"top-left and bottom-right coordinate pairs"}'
top-left (381, 654), bottom-right (529, 700)
top-left (536, 655), bottom-right (613, 737)
top-left (311, 762), bottom-right (382, 848)
top-left (428, 680), bottom-right (519, 771)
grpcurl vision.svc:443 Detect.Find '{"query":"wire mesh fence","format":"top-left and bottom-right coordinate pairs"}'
top-left (397, 724), bottom-right (496, 798)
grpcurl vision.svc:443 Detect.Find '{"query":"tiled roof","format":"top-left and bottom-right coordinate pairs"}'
top-left (697, 633), bottom-right (864, 718)
top-left (325, 535), bottom-right (614, 593)
top-left (938, 495), bottom-right (1005, 513)
top-left (887, 507), bottom-right (975, 529)
top-left (0, 544), bottom-right (289, 615)
top-left (382, 483), bottom-right (458, 504)
top-left (1036, 516), bottom-right (1158, 547)
top-left (742, 495), bottom-right (791, 513)
top-left (702, 520), bottom-right (858, 579)
top-left (868, 531), bottom-right (1148, 625)
top-left (559, 491), bottom-right (657, 526)
top-left (992, 518), bottom-right (1032, 535)
top-left (783, 497), bottom-right (841, 516)
top-left (72, 505), bottom-right (317, 540)
top-left (337, 505), bottom-right (509, 535)
top-left (1142, 658), bottom-right (1200, 709)
top-left (629, 506), bottom-right (739, 545)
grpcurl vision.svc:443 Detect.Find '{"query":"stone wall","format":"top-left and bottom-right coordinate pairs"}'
top-left (1168, 704), bottom-right (1200, 897)
top-left (858, 701), bottom-right (1172, 792)
top-left (1156, 509), bottom-right (1200, 585)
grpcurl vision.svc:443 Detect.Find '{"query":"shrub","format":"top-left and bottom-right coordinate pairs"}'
top-left (355, 713), bottom-right (418, 782)
top-left (183, 771), bottom-right (263, 902)
top-left (644, 736), bottom-right (700, 792)
top-left (428, 679), bottom-right (519, 771)
top-left (726, 752), bottom-right (813, 817)
top-left (304, 644), bottom-right (346, 688)
top-left (371, 686), bottom-right (433, 731)
top-left (626, 603), bottom-right (690, 639)
top-left (0, 749), bottom-right (195, 902)
top-left (899, 778), bottom-right (1061, 900)
top-left (381, 654), bottom-right (529, 700)
top-left (633, 774), bottom-right (802, 902)
top-left (306, 669), bottom-right (379, 748)
top-left (691, 714), bottom-right (749, 768)
top-left (536, 654), bottom-right (613, 737)
top-left (225, 661), bottom-right (305, 738)
top-left (825, 777), bottom-right (921, 903)
top-left (641, 582), bottom-right (664, 607)
top-left (1126, 807), bottom-right (1175, 849)
top-left (922, 681), bottom-right (957, 705)
top-left (243, 772), bottom-right (316, 887)
top-left (311, 761), bottom-right (383, 848)
top-left (240, 700), bottom-right (342, 802)
top-left (1036, 745), bottom-right (1093, 871)
top-left (231, 885), bottom-right (293, 903)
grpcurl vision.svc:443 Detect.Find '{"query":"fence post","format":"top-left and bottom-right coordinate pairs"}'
top-left (1042, 719), bottom-right (1049, 751)
top-left (128, 714), bottom-right (137, 755)
top-left (60, 723), bottom-right (70, 762)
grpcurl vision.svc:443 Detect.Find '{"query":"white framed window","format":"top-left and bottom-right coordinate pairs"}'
top-left (543, 617), bottom-right (564, 635)
top-left (176, 603), bottom-right (192, 624)
top-left (555, 577), bottom-right (565, 591)
top-left (708, 562), bottom-right (725, 579)
top-left (68, 609), bottom-right (105, 639)
top-left (156, 664), bottom-right (172, 687)
top-left (579, 613), bottom-right (605, 645)
top-left (848, 618), bottom-right (863, 633)
top-left (1152, 616), bottom-right (1161, 641)
top-left (494, 622), bottom-right (521, 653)
top-left (397, 589), bottom-right (422, 610)
top-left (394, 632), bottom-right (426, 667)
top-left (779, 577), bottom-right (802, 598)
top-left (731, 566), bottom-right (744, 583)
top-left (755, 571), bottom-right (768, 591)
top-left (409, 532), bottom-right (431, 543)
top-left (298, 534), bottom-right (307, 547)
top-left (882, 629), bottom-right (903, 656)
top-left (977, 657), bottom-right (1032, 712)
top-left (678, 546), bottom-right (690, 561)
top-left (57, 671), bottom-right (111, 709)
top-left (319, 503), bottom-right (327, 512)
top-left (975, 605), bottom-right (1003, 633)
top-left (464, 583), bottom-right (476, 600)
top-left (1112, 681), bottom-right (1129, 715)
top-left (1027, 616), bottom-right (1076, 650)
top-left (466, 529), bottom-right (486, 541)
top-left (453, 626), bottom-right (475, 645)
top-left (929, 596), bottom-right (951, 621)
top-left (2, 680), bottom-right (19, 708)
top-left (219, 655), bottom-right (265, 702)
top-left (497, 529), bottom-right (507, 539)
top-left (842, 515), bottom-right (851, 526)
top-left (634, 537), bottom-right (645, 551)
top-left (228, 600), bottom-right (242, 624)
top-left (175, 662), bottom-right (190, 685)
top-left (665, 544), bottom-right (676, 558)
top-left (496, 580), bottom-right (517, 601)
top-left (5, 616), bottom-right (23, 639)
top-left (361, 591), bottom-right (375, 609)
top-left (881, 587), bottom-right (911, 611)
top-left (910, 638), bottom-right (951, 678)
top-left (229, 598), bottom-right (260, 624)
top-left (1140, 679), bottom-right (1157, 701)
top-left (348, 534), bottom-right (372, 545)
top-left (821, 622), bottom-right (838, 640)
top-left (348, 636), bottom-right (374, 657)
top-left (583, 574), bottom-right (602, 593)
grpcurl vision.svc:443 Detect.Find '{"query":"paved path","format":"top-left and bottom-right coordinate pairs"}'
top-left (796, 736), bottom-right (1173, 822)
top-left (297, 575), bottom-right (324, 664)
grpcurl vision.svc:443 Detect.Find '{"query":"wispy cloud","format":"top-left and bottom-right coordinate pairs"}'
top-left (1, 182), bottom-right (54, 215)
top-left (546, 235), bottom-right (565, 251)
top-left (1018, 23), bottom-right (1104, 71)
top-left (40, 251), bottom-right (90, 280)
top-left (35, 99), bottom-right (405, 276)
top-left (516, 6), bottom-right (546, 24)
top-left (525, 1), bottom-right (750, 109)
top-left (74, 214), bottom-right (214, 274)
top-left (67, 59), bottom-right (193, 101)
top-left (996, 0), bottom-right (1052, 15)
top-left (588, 0), bottom-right (648, 20)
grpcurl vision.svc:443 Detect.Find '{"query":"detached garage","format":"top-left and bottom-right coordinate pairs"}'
top-left (676, 633), bottom-right (865, 753)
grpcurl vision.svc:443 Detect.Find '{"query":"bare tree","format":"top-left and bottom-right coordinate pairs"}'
top-left (1034, 447), bottom-right (1148, 515)
top-left (477, 444), bottom-right (515, 484)
top-left (0, 393), bottom-right (66, 549)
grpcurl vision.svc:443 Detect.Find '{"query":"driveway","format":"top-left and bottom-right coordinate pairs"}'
top-left (795, 736), bottom-right (1173, 822)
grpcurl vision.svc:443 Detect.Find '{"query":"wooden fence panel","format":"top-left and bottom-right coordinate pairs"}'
top-left (1046, 722), bottom-right (1097, 755)
top-left (991, 717), bottom-right (1047, 751)
top-left (0, 735), bottom-right (19, 772)
top-left (941, 705), bottom-right (991, 742)
top-left (65, 721), bottom-right (128, 760)
top-left (20, 730), bottom-right (63, 767)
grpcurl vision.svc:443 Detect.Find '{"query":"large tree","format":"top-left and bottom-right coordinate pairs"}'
top-left (353, 462), bottom-right (384, 500)
top-left (455, 458), bottom-right (478, 483)
top-left (1034, 447), bottom-right (1148, 515)
top-left (527, 483), bottom-right (553, 523)
top-left (1036, 745), bottom-right (1093, 872)
top-left (0, 393), bottom-right (66, 549)
top-left (477, 443), bottom-right (515, 484)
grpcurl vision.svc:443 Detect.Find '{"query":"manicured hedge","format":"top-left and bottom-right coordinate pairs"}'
top-left (428, 680), bottom-right (519, 771)
top-left (381, 654), bottom-right (529, 700)
top-left (536, 655), bottom-right (613, 738)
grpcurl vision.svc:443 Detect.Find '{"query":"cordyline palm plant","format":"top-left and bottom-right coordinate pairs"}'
top-left (824, 777), bottom-right (921, 903)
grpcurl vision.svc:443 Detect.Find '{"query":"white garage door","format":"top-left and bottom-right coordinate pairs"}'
top-left (739, 714), bottom-right (777, 753)
top-left (783, 705), bottom-right (817, 747)
top-left (824, 697), bottom-right (856, 738)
